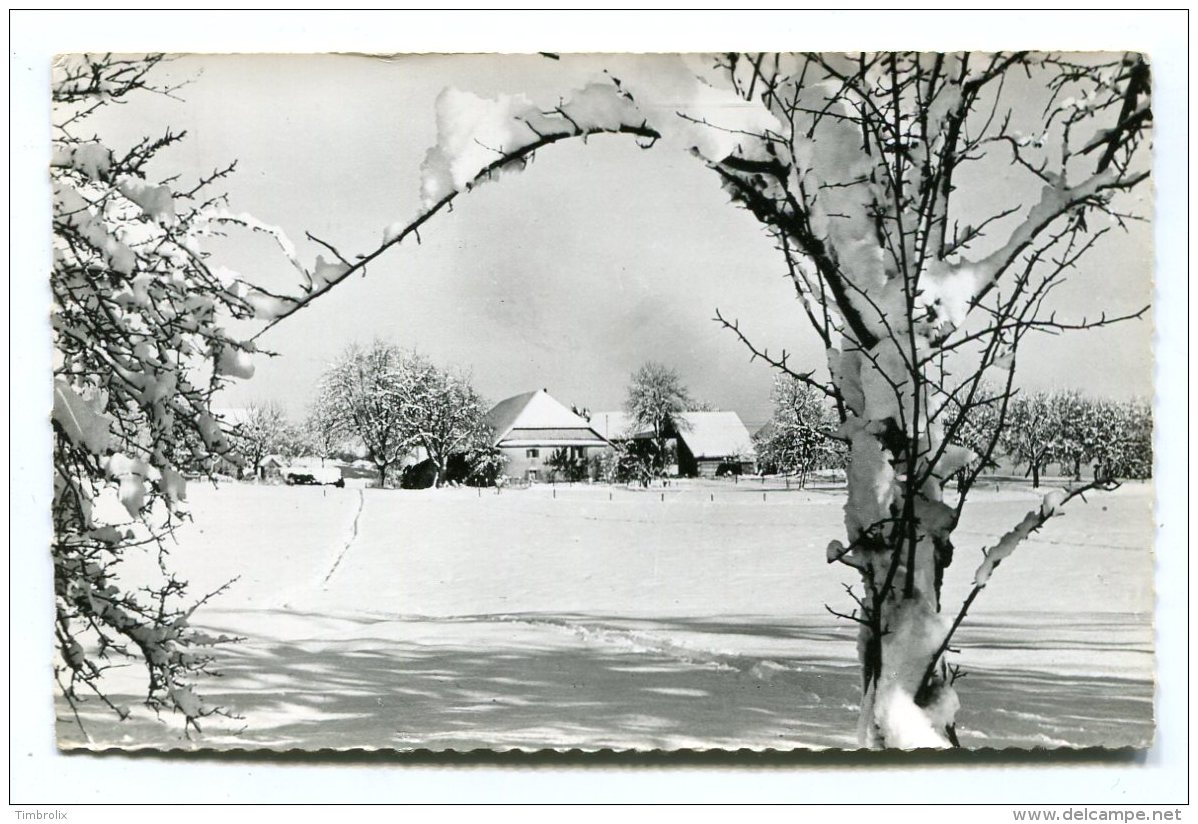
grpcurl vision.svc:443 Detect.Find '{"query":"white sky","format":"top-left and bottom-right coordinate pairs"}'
top-left (81, 51), bottom-right (1153, 429)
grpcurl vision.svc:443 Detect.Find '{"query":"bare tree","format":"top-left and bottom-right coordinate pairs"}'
top-left (1050, 389), bottom-right (1093, 482)
top-left (399, 354), bottom-right (491, 487)
top-left (51, 54), bottom-right (261, 734)
top-left (316, 341), bottom-right (413, 487)
top-left (233, 401), bottom-right (289, 477)
top-left (303, 394), bottom-right (344, 466)
top-left (252, 51), bottom-right (1151, 748)
top-left (755, 376), bottom-right (845, 487)
top-left (1000, 391), bottom-right (1059, 488)
top-left (1088, 395), bottom-right (1153, 480)
top-left (625, 362), bottom-right (692, 479)
top-left (941, 381), bottom-right (1003, 485)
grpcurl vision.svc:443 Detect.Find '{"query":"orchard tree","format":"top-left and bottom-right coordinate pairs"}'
top-left (316, 340), bottom-right (413, 487)
top-left (273, 421), bottom-right (311, 461)
top-left (941, 382), bottom-right (1003, 485)
top-left (399, 354), bottom-right (491, 487)
top-left (315, 344), bottom-right (490, 487)
top-left (1050, 389), bottom-right (1094, 481)
top-left (1000, 391), bottom-right (1059, 488)
top-left (250, 52), bottom-right (1151, 748)
top-left (303, 394), bottom-right (344, 466)
top-left (232, 401), bottom-right (290, 476)
top-left (624, 361), bottom-right (693, 478)
top-left (51, 54), bottom-right (269, 734)
top-left (755, 375), bottom-right (844, 487)
top-left (1090, 396), bottom-right (1153, 480)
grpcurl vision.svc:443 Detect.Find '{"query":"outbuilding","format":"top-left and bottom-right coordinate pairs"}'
top-left (668, 411), bottom-right (757, 478)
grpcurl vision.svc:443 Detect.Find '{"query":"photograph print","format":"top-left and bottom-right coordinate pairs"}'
top-left (51, 50), bottom-right (1154, 751)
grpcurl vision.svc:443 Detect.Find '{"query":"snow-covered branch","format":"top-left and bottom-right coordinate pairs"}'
top-left (915, 477), bottom-right (1120, 703)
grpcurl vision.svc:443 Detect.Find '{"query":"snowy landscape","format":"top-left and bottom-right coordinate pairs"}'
top-left (50, 50), bottom-right (1156, 752)
top-left (58, 478), bottom-right (1153, 751)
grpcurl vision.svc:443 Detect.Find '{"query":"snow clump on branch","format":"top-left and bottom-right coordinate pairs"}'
top-left (417, 55), bottom-right (782, 209)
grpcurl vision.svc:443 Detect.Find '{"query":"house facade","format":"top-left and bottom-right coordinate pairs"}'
top-left (486, 389), bottom-right (609, 482)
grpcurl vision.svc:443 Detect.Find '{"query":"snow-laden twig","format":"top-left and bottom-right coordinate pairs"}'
top-left (250, 121), bottom-right (660, 341)
top-left (914, 477), bottom-right (1120, 703)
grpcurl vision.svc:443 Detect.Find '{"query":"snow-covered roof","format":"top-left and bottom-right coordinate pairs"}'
top-left (589, 411), bottom-right (653, 441)
top-left (673, 412), bottom-right (756, 460)
top-left (259, 453), bottom-right (286, 467)
top-left (486, 389), bottom-right (608, 448)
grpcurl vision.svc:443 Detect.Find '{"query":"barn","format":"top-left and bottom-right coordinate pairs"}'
top-left (588, 409), bottom-right (756, 478)
top-left (669, 411), bottom-right (756, 478)
top-left (486, 389), bottom-right (609, 482)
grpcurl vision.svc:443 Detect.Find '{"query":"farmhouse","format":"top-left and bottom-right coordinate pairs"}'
top-left (486, 389), bottom-right (609, 481)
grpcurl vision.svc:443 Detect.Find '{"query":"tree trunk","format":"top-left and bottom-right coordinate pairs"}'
top-left (1031, 461), bottom-right (1040, 488)
top-left (850, 485), bottom-right (959, 748)
top-left (376, 463), bottom-right (387, 489)
top-left (835, 349), bottom-right (959, 750)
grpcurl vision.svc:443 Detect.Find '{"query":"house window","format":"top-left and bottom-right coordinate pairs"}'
top-left (526, 449), bottom-right (540, 459)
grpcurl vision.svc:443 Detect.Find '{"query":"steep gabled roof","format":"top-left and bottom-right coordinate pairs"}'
top-left (485, 389), bottom-right (608, 447)
top-left (484, 390), bottom-right (540, 442)
top-left (673, 411), bottom-right (756, 460)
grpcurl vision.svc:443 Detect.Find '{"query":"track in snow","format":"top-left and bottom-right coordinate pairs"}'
top-left (321, 488), bottom-right (365, 586)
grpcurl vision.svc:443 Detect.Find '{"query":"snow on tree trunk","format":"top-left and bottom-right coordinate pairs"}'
top-left (260, 51), bottom-right (1152, 749)
top-left (830, 335), bottom-right (964, 748)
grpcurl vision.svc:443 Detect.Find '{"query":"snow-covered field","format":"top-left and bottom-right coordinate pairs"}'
top-left (58, 479), bottom-right (1155, 751)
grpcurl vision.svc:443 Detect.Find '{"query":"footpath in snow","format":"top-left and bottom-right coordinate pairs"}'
top-left (58, 480), bottom-right (1155, 751)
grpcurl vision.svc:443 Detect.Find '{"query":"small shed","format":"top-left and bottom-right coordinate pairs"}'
top-left (257, 453), bottom-right (286, 481)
